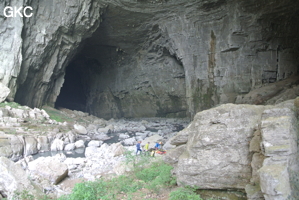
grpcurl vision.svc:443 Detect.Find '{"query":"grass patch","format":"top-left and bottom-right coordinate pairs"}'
top-left (59, 153), bottom-right (176, 200)
top-left (42, 106), bottom-right (73, 123)
top-left (170, 187), bottom-right (203, 200)
top-left (0, 102), bottom-right (25, 109)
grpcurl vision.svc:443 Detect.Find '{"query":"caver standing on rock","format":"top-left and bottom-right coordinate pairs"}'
top-left (136, 141), bottom-right (142, 155)
top-left (155, 141), bottom-right (162, 150)
top-left (144, 142), bottom-right (150, 155)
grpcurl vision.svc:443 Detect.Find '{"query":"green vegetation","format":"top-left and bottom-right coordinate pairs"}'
top-left (59, 153), bottom-right (177, 200)
top-left (42, 106), bottom-right (72, 123)
top-left (169, 187), bottom-right (203, 200)
top-left (12, 190), bottom-right (34, 200)
top-left (9, 152), bottom-right (212, 200)
top-left (0, 101), bottom-right (24, 109)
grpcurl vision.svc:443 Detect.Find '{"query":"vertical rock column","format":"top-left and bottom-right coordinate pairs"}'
top-left (0, 0), bottom-right (24, 97)
top-left (258, 100), bottom-right (299, 199)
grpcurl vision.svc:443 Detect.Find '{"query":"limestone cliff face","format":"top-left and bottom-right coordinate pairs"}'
top-left (1, 0), bottom-right (299, 118)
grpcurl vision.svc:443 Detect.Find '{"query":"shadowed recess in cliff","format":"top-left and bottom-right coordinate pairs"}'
top-left (55, 57), bottom-right (91, 112)
top-left (54, 4), bottom-right (187, 119)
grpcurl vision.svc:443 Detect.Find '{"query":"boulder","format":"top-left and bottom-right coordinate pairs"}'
top-left (64, 143), bottom-right (76, 151)
top-left (119, 133), bottom-right (130, 139)
top-left (92, 133), bottom-right (111, 141)
top-left (109, 142), bottom-right (125, 157)
top-left (163, 139), bottom-right (176, 150)
top-left (257, 102), bottom-right (299, 199)
top-left (0, 83), bottom-right (10, 103)
top-left (9, 135), bottom-right (24, 161)
top-left (73, 124), bottom-right (87, 135)
top-left (75, 140), bottom-right (85, 148)
top-left (24, 136), bottom-right (38, 156)
top-left (258, 164), bottom-right (291, 200)
top-left (97, 124), bottom-right (114, 134)
top-left (175, 104), bottom-right (265, 189)
top-left (164, 144), bottom-right (186, 164)
top-left (0, 157), bottom-right (42, 198)
top-left (0, 133), bottom-right (24, 160)
top-left (169, 129), bottom-right (189, 146)
top-left (51, 139), bottom-right (64, 151)
top-left (122, 137), bottom-right (136, 146)
top-left (88, 140), bottom-right (103, 147)
top-left (66, 131), bottom-right (76, 143)
top-left (37, 136), bottom-right (50, 152)
top-left (85, 143), bottom-right (124, 159)
top-left (28, 156), bottom-right (68, 185)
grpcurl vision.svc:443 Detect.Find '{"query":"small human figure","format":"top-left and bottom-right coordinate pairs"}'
top-left (136, 141), bottom-right (142, 155)
top-left (144, 142), bottom-right (150, 151)
top-left (155, 141), bottom-right (162, 150)
top-left (144, 142), bottom-right (150, 155)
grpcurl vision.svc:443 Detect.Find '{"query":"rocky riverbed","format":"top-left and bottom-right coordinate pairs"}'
top-left (0, 102), bottom-right (189, 198)
top-left (1, 99), bottom-right (299, 200)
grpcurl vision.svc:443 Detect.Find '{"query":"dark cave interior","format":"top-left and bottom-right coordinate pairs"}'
top-left (55, 57), bottom-right (88, 112)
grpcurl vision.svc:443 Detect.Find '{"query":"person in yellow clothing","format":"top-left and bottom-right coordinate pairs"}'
top-left (144, 142), bottom-right (150, 155)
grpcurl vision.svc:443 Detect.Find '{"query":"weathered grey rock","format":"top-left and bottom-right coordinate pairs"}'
top-left (64, 143), bottom-right (76, 151)
top-left (119, 133), bottom-right (130, 139)
top-left (249, 130), bottom-right (262, 153)
top-left (236, 76), bottom-right (299, 105)
top-left (0, 135), bottom-right (13, 158)
top-left (9, 135), bottom-right (24, 161)
top-left (163, 140), bottom-right (176, 150)
top-left (0, 157), bottom-right (42, 198)
top-left (74, 140), bottom-right (85, 148)
top-left (259, 164), bottom-right (291, 200)
top-left (245, 184), bottom-right (264, 200)
top-left (169, 129), bottom-right (189, 146)
top-left (250, 153), bottom-right (265, 185)
top-left (0, 133), bottom-right (24, 161)
top-left (85, 142), bottom-right (125, 159)
top-left (258, 102), bottom-right (299, 200)
top-left (87, 140), bottom-right (103, 147)
top-left (24, 136), bottom-right (38, 156)
top-left (0, 84), bottom-right (10, 103)
top-left (28, 156), bottom-right (68, 185)
top-left (73, 124), bottom-right (87, 135)
top-left (109, 143), bottom-right (125, 157)
top-left (37, 136), bottom-right (50, 152)
top-left (122, 137), bottom-right (136, 146)
top-left (92, 133), bottom-right (111, 141)
top-left (97, 124), bottom-right (114, 134)
top-left (67, 131), bottom-right (76, 143)
top-left (64, 157), bottom-right (86, 167)
top-left (51, 139), bottom-right (64, 151)
top-left (164, 144), bottom-right (186, 165)
top-left (175, 104), bottom-right (265, 189)
top-left (261, 107), bottom-right (297, 157)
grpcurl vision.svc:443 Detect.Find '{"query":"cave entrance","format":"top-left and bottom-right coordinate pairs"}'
top-left (55, 5), bottom-right (187, 119)
top-left (55, 57), bottom-right (88, 112)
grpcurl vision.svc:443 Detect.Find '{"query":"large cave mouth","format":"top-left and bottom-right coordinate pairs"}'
top-left (55, 57), bottom-right (89, 112)
top-left (55, 5), bottom-right (187, 119)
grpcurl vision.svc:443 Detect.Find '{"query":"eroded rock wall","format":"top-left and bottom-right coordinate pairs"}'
top-left (0, 0), bottom-right (106, 107)
top-left (1, 0), bottom-right (299, 118)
